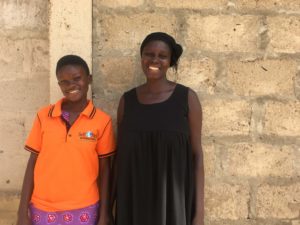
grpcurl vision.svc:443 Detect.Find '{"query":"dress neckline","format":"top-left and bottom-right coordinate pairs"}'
top-left (135, 84), bottom-right (179, 106)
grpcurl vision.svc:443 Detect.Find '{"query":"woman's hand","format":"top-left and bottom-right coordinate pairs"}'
top-left (192, 215), bottom-right (204, 225)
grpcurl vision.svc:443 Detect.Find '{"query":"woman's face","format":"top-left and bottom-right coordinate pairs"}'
top-left (141, 40), bottom-right (171, 80)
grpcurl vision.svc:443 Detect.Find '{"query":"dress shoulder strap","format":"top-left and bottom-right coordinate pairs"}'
top-left (174, 83), bottom-right (189, 103)
top-left (123, 87), bottom-right (137, 114)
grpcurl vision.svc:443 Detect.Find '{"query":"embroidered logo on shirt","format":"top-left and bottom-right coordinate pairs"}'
top-left (79, 131), bottom-right (97, 141)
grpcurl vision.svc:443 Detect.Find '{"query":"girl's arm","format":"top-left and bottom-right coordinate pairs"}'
top-left (17, 152), bottom-right (37, 225)
top-left (98, 156), bottom-right (113, 225)
top-left (188, 89), bottom-right (205, 225)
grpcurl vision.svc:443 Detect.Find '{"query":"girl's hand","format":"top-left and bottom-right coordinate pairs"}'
top-left (16, 214), bottom-right (31, 225)
top-left (97, 212), bottom-right (114, 225)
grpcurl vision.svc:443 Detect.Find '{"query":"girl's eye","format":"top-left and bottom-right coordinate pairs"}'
top-left (73, 76), bottom-right (82, 82)
top-left (143, 52), bottom-right (154, 57)
top-left (58, 80), bottom-right (69, 86)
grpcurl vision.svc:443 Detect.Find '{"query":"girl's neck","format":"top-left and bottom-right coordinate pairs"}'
top-left (62, 99), bottom-right (89, 113)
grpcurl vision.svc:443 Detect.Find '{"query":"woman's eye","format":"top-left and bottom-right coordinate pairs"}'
top-left (159, 55), bottom-right (168, 59)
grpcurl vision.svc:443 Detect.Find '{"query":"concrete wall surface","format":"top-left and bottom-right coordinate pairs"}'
top-left (0, 0), bottom-right (299, 225)
top-left (0, 0), bottom-right (49, 224)
top-left (92, 1), bottom-right (300, 225)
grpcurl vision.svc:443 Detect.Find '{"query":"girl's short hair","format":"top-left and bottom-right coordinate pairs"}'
top-left (56, 55), bottom-right (90, 76)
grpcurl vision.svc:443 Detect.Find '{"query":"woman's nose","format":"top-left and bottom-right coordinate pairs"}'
top-left (151, 56), bottom-right (159, 63)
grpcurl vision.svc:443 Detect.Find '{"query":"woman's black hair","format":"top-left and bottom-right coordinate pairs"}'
top-left (56, 55), bottom-right (90, 76)
top-left (140, 32), bottom-right (183, 71)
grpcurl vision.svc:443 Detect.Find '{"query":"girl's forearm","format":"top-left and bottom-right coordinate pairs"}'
top-left (98, 157), bottom-right (112, 216)
top-left (17, 153), bottom-right (37, 218)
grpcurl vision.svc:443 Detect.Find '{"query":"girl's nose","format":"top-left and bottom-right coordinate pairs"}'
top-left (151, 56), bottom-right (159, 63)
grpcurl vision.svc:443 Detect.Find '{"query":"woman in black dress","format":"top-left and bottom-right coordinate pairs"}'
top-left (115, 32), bottom-right (204, 225)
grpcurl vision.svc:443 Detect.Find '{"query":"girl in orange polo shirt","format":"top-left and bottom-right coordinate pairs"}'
top-left (17, 55), bottom-right (116, 225)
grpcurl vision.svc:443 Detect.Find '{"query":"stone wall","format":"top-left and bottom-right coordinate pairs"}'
top-left (0, 0), bottom-right (299, 225)
top-left (0, 0), bottom-right (49, 224)
top-left (92, 1), bottom-right (300, 225)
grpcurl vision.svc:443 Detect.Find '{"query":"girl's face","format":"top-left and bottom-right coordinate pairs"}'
top-left (141, 40), bottom-right (171, 81)
top-left (56, 65), bottom-right (91, 103)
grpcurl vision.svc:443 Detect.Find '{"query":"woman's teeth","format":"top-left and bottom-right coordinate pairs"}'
top-left (149, 66), bottom-right (159, 71)
top-left (69, 90), bottom-right (79, 94)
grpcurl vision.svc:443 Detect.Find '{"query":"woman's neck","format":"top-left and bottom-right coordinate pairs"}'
top-left (143, 79), bottom-right (172, 94)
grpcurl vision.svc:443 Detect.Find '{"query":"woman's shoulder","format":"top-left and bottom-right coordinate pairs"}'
top-left (123, 87), bottom-right (136, 97)
top-left (175, 83), bottom-right (198, 98)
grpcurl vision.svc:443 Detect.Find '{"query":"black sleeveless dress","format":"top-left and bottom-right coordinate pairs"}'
top-left (116, 84), bottom-right (194, 225)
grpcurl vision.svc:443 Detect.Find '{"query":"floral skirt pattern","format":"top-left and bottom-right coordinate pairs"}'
top-left (30, 202), bottom-right (99, 225)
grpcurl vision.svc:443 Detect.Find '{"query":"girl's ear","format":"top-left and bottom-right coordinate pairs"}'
top-left (88, 74), bottom-right (93, 84)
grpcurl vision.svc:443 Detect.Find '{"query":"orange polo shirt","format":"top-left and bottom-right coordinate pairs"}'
top-left (25, 99), bottom-right (116, 211)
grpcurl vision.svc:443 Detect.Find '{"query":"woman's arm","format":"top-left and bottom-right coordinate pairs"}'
top-left (188, 89), bottom-right (205, 225)
top-left (110, 95), bottom-right (125, 222)
top-left (98, 156), bottom-right (113, 225)
top-left (17, 152), bottom-right (37, 225)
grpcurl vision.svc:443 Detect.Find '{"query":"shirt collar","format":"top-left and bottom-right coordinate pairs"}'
top-left (50, 98), bottom-right (96, 119)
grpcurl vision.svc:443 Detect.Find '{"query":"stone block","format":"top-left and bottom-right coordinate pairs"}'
top-left (0, 37), bottom-right (24, 76)
top-left (0, 154), bottom-right (28, 191)
top-left (292, 220), bottom-right (300, 225)
top-left (0, 192), bottom-right (20, 212)
top-left (93, 13), bottom-right (178, 53)
top-left (236, 0), bottom-right (300, 12)
top-left (0, 211), bottom-right (16, 225)
top-left (0, 112), bottom-right (26, 155)
top-left (267, 16), bottom-right (300, 54)
top-left (226, 59), bottom-right (297, 97)
top-left (93, 56), bottom-right (136, 95)
top-left (205, 182), bottom-right (250, 219)
top-left (95, 0), bottom-right (144, 7)
top-left (222, 143), bottom-right (296, 178)
top-left (153, 0), bottom-right (228, 9)
top-left (202, 99), bottom-right (251, 136)
top-left (203, 144), bottom-right (217, 177)
top-left (295, 71), bottom-right (300, 100)
top-left (0, 0), bottom-right (48, 30)
top-left (263, 101), bottom-right (300, 137)
top-left (205, 220), bottom-right (290, 225)
top-left (0, 38), bottom-right (49, 79)
top-left (186, 15), bottom-right (261, 52)
top-left (0, 77), bottom-right (49, 112)
top-left (256, 183), bottom-right (300, 218)
top-left (31, 39), bottom-right (49, 73)
top-left (168, 57), bottom-right (217, 94)
top-left (23, 111), bottom-right (38, 136)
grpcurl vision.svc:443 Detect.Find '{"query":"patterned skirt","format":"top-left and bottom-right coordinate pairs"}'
top-left (30, 202), bottom-right (99, 225)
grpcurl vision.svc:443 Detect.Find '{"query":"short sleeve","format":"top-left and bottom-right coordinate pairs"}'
top-left (24, 114), bottom-right (42, 154)
top-left (97, 119), bottom-right (116, 158)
